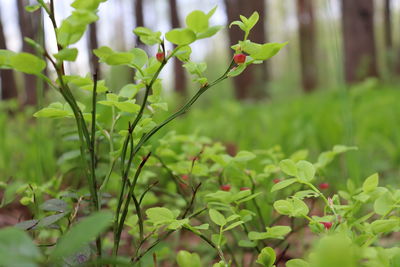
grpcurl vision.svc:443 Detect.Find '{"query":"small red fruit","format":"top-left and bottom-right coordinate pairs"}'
top-left (181, 175), bottom-right (189, 181)
top-left (233, 53), bottom-right (246, 64)
top-left (220, 184), bottom-right (231, 192)
top-left (320, 221), bottom-right (333, 230)
top-left (156, 52), bottom-right (164, 62)
top-left (273, 178), bottom-right (281, 184)
top-left (240, 187), bottom-right (250, 191)
top-left (319, 183), bottom-right (329, 190)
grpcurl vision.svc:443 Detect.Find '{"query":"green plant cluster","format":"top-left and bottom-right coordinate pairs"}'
top-left (0, 1), bottom-right (399, 267)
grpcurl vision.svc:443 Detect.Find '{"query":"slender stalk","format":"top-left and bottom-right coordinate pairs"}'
top-left (132, 208), bottom-right (207, 263)
top-left (131, 60), bottom-right (235, 159)
top-left (91, 72), bottom-right (102, 256)
top-left (132, 194), bottom-right (144, 246)
top-left (185, 227), bottom-right (228, 265)
top-left (113, 153), bottom-right (151, 256)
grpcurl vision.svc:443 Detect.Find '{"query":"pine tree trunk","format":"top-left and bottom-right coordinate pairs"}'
top-left (341, 0), bottom-right (378, 83)
top-left (224, 0), bottom-right (268, 100)
top-left (0, 7), bottom-right (17, 100)
top-left (17, 0), bottom-right (38, 106)
top-left (168, 0), bottom-right (187, 96)
top-left (297, 0), bottom-right (317, 92)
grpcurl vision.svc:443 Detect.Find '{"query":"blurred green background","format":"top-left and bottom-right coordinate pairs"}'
top-left (1, 0), bottom-right (400, 190)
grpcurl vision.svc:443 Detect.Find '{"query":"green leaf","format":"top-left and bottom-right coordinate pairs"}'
top-left (271, 178), bottom-right (297, 192)
top-left (0, 182), bottom-right (22, 207)
top-left (146, 207), bottom-right (175, 225)
top-left (196, 25), bottom-right (223, 39)
top-left (177, 250), bottom-right (202, 267)
top-left (213, 261), bottom-right (226, 267)
top-left (0, 49), bottom-right (15, 68)
top-left (66, 75), bottom-right (108, 93)
top-left (256, 247), bottom-right (276, 267)
top-left (238, 240), bottom-right (257, 248)
top-left (291, 198), bottom-right (309, 217)
top-left (286, 259), bottom-right (310, 267)
top-left (363, 173), bottom-right (379, 193)
top-left (279, 159), bottom-right (298, 176)
top-left (40, 199), bottom-right (69, 212)
top-left (50, 211), bottom-right (113, 260)
top-left (37, 213), bottom-right (67, 228)
top-left (24, 38), bottom-right (44, 54)
top-left (57, 11), bottom-right (98, 47)
top-left (166, 28), bottom-right (196, 45)
top-left (273, 200), bottom-right (292, 216)
top-left (119, 84), bottom-right (141, 99)
top-left (273, 198), bottom-right (309, 217)
top-left (229, 21), bottom-right (246, 31)
top-left (265, 226), bottom-right (291, 238)
top-left (54, 48), bottom-right (78, 61)
top-left (236, 192), bottom-right (262, 204)
top-left (71, 0), bottom-right (106, 11)
top-left (374, 193), bottom-right (394, 216)
top-left (234, 151), bottom-right (256, 162)
top-left (186, 10), bottom-right (209, 33)
top-left (209, 209), bottom-right (226, 226)
top-left (15, 219), bottom-right (39, 230)
top-left (296, 160), bottom-right (315, 182)
top-left (168, 218), bottom-right (189, 230)
top-left (25, 4), bottom-right (41, 12)
top-left (371, 219), bottom-right (399, 234)
top-left (94, 46), bottom-right (137, 66)
top-left (207, 6), bottom-right (217, 18)
top-left (250, 42), bottom-right (288, 61)
top-left (33, 102), bottom-right (71, 118)
top-left (0, 227), bottom-right (42, 266)
top-left (227, 64), bottom-right (246, 77)
top-left (175, 45), bottom-right (192, 61)
top-left (248, 226), bottom-right (291, 240)
top-left (133, 27), bottom-right (162, 45)
top-left (114, 100), bottom-right (140, 113)
top-left (332, 145), bottom-right (358, 154)
top-left (246, 12), bottom-right (259, 32)
top-left (294, 190), bottom-right (319, 199)
top-left (10, 53), bottom-right (46, 74)
top-left (130, 48), bottom-right (148, 68)
top-left (223, 220), bottom-right (244, 231)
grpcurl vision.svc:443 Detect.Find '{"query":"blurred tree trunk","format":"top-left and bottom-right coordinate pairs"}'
top-left (168, 0), bottom-right (187, 96)
top-left (384, 0), bottom-right (393, 75)
top-left (134, 0), bottom-right (145, 48)
top-left (0, 8), bottom-right (17, 100)
top-left (341, 0), bottom-right (378, 83)
top-left (88, 23), bottom-right (100, 76)
top-left (17, 0), bottom-right (39, 106)
top-left (224, 0), bottom-right (268, 100)
top-left (296, 0), bottom-right (317, 92)
top-left (384, 0), bottom-right (392, 50)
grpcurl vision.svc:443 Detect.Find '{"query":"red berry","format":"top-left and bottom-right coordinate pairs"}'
top-left (181, 175), bottom-right (189, 181)
top-left (273, 178), bottom-right (281, 184)
top-left (220, 184), bottom-right (231, 192)
top-left (156, 52), bottom-right (164, 62)
top-left (233, 53), bottom-right (246, 64)
top-left (320, 221), bottom-right (333, 230)
top-left (240, 187), bottom-right (250, 191)
top-left (319, 183), bottom-right (329, 190)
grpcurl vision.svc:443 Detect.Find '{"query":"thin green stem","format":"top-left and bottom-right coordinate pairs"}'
top-left (113, 153), bottom-right (151, 256)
